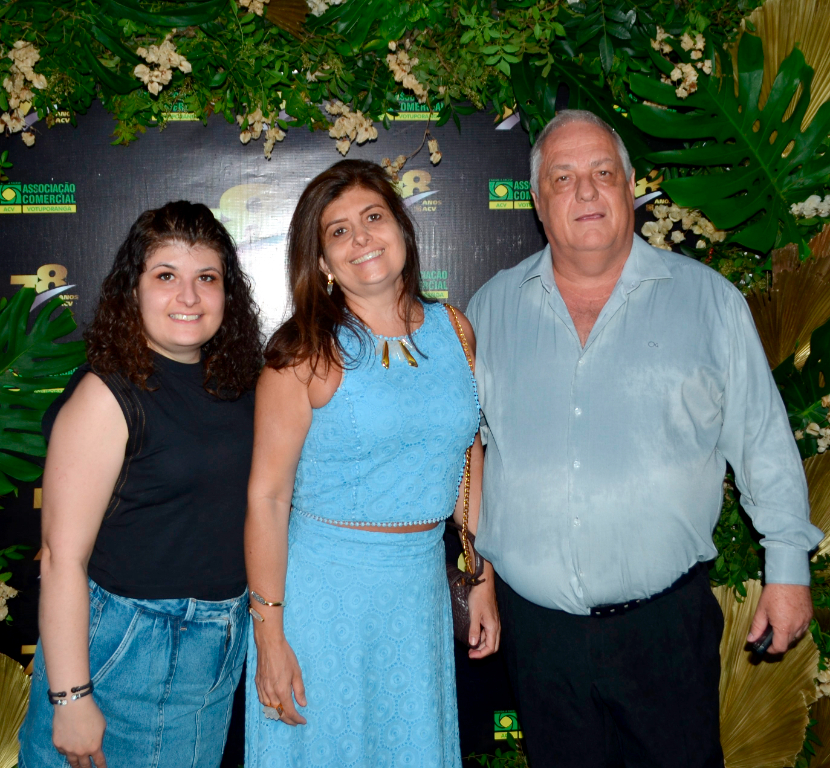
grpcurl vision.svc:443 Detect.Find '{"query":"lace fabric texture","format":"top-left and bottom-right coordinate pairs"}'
top-left (245, 516), bottom-right (461, 768)
top-left (246, 302), bottom-right (477, 767)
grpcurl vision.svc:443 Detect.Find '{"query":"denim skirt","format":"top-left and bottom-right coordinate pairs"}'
top-left (18, 580), bottom-right (248, 768)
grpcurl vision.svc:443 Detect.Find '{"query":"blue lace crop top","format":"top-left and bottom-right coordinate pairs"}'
top-left (291, 302), bottom-right (479, 527)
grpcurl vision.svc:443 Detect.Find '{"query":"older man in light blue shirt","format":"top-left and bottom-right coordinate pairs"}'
top-left (467, 109), bottom-right (822, 768)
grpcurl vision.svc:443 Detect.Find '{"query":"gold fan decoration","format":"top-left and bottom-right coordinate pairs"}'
top-left (739, 0), bottom-right (830, 128)
top-left (746, 225), bottom-right (830, 370)
top-left (804, 451), bottom-right (830, 558)
top-left (265, 0), bottom-right (309, 38)
top-left (0, 653), bottom-right (30, 768)
top-left (716, 580), bottom-right (819, 768)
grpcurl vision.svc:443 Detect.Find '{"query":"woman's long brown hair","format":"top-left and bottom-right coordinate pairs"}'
top-left (265, 159), bottom-right (431, 374)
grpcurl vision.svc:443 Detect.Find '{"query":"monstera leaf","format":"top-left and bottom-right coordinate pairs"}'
top-left (629, 33), bottom-right (830, 255)
top-left (0, 289), bottom-right (85, 497)
top-left (511, 56), bottom-right (653, 177)
top-left (773, 313), bottom-right (830, 442)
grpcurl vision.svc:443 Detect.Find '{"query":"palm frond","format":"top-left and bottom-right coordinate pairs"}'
top-left (741, 0), bottom-right (830, 129)
top-left (264, 0), bottom-right (309, 38)
top-left (0, 653), bottom-right (30, 768)
top-left (746, 225), bottom-right (830, 370)
top-left (804, 452), bottom-right (830, 557)
top-left (716, 580), bottom-right (818, 768)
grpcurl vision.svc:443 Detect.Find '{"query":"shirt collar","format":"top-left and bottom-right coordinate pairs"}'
top-left (519, 234), bottom-right (673, 294)
top-left (519, 244), bottom-right (554, 290)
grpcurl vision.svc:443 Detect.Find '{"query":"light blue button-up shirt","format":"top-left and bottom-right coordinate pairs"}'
top-left (467, 235), bottom-right (822, 614)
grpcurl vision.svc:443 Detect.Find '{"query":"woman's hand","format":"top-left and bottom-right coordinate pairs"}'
top-left (52, 697), bottom-right (108, 768)
top-left (253, 627), bottom-right (308, 726)
top-left (467, 561), bottom-right (500, 659)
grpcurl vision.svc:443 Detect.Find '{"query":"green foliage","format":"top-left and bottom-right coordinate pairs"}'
top-left (0, 288), bottom-right (85, 497)
top-left (0, 148), bottom-right (10, 182)
top-left (772, 315), bottom-right (830, 459)
top-left (709, 477), bottom-right (763, 596)
top-left (0, 543), bottom-right (29, 584)
top-left (629, 33), bottom-right (830, 257)
top-left (0, 0), bottom-right (755, 161)
top-left (467, 733), bottom-right (529, 767)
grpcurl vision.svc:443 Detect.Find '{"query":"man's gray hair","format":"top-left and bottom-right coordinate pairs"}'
top-left (529, 110), bottom-right (634, 194)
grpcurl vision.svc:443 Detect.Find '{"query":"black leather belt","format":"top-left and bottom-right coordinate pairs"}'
top-left (589, 563), bottom-right (705, 618)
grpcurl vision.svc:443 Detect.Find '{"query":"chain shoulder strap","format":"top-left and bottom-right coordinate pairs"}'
top-left (445, 304), bottom-right (478, 580)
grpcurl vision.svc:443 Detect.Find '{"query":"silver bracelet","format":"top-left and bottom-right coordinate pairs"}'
top-left (250, 590), bottom-right (286, 607)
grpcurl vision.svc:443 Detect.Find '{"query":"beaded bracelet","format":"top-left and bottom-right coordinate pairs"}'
top-left (48, 680), bottom-right (93, 706)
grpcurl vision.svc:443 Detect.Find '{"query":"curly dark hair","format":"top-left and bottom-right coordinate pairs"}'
top-left (266, 159), bottom-right (431, 373)
top-left (84, 201), bottom-right (262, 398)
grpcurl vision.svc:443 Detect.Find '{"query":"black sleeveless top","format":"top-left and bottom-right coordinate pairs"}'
top-left (43, 354), bottom-right (254, 601)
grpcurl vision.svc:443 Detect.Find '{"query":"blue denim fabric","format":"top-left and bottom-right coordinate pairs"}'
top-left (19, 580), bottom-right (248, 768)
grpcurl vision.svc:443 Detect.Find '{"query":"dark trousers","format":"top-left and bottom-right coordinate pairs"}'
top-left (496, 566), bottom-right (724, 768)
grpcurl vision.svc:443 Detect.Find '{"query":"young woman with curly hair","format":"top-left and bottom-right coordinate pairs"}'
top-left (18, 201), bottom-right (262, 768)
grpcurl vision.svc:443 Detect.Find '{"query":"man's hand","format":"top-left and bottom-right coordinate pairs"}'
top-left (747, 583), bottom-right (813, 655)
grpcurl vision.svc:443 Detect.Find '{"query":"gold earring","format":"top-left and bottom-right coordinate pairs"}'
top-left (326, 273), bottom-right (334, 296)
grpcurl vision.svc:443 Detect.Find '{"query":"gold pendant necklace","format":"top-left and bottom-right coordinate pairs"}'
top-left (376, 338), bottom-right (418, 369)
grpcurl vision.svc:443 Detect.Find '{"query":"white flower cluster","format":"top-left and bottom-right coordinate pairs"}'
top-left (795, 396), bottom-right (830, 450)
top-left (381, 154), bottom-right (408, 181)
top-left (651, 27), bottom-right (712, 99)
top-left (326, 100), bottom-right (377, 156)
top-left (790, 194), bottom-right (830, 219)
top-left (640, 204), bottom-right (727, 250)
top-left (307, 0), bottom-right (345, 17)
top-left (1, 41), bottom-right (47, 146)
top-left (0, 580), bottom-right (18, 622)
top-left (134, 33), bottom-right (191, 96)
top-left (387, 40), bottom-right (428, 104)
top-left (428, 137), bottom-right (441, 165)
top-left (237, 107), bottom-right (285, 159)
top-left (817, 669), bottom-right (830, 699)
top-left (238, 0), bottom-right (270, 16)
top-left (650, 26), bottom-right (673, 54)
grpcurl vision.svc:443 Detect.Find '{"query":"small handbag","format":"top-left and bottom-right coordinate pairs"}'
top-left (445, 305), bottom-right (486, 645)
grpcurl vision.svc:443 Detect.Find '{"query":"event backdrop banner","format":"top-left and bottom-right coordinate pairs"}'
top-left (0, 101), bottom-right (549, 333)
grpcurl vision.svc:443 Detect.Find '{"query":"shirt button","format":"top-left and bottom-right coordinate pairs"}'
top-left (578, 359), bottom-right (585, 366)
top-left (579, 571), bottom-right (584, 577)
top-left (573, 460), bottom-right (580, 469)
top-left (574, 407), bottom-right (582, 416)
top-left (573, 517), bottom-right (580, 526)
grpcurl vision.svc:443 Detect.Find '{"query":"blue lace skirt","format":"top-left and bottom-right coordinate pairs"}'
top-left (245, 513), bottom-right (461, 768)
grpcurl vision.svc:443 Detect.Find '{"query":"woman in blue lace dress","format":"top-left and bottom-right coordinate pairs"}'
top-left (244, 159), bottom-right (500, 767)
